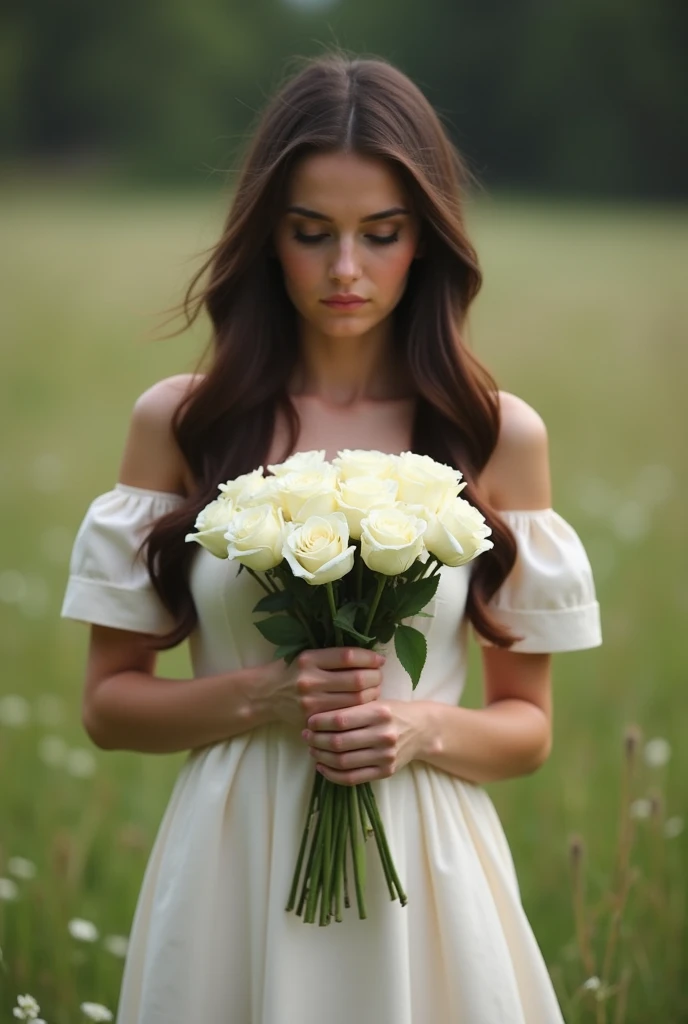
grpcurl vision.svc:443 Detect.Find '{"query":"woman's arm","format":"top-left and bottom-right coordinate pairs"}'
top-left (80, 379), bottom-right (384, 753)
top-left (305, 393), bottom-right (556, 785)
top-left (406, 648), bottom-right (552, 783)
top-left (84, 629), bottom-right (385, 754)
top-left (83, 625), bottom-right (277, 753)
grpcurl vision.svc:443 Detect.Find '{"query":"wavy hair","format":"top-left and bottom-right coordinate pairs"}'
top-left (144, 52), bottom-right (520, 650)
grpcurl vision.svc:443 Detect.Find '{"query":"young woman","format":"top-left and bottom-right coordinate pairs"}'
top-left (62, 53), bottom-right (602, 1023)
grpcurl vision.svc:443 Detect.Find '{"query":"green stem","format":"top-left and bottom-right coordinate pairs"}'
top-left (286, 773), bottom-right (322, 912)
top-left (331, 793), bottom-right (347, 922)
top-left (342, 818), bottom-right (350, 910)
top-left (304, 802), bottom-right (327, 924)
top-left (244, 566), bottom-right (273, 595)
top-left (348, 786), bottom-right (367, 919)
top-left (357, 784), bottom-right (372, 840)
top-left (326, 582), bottom-right (344, 646)
top-left (295, 774), bottom-right (325, 917)
top-left (364, 575), bottom-right (387, 636)
top-left (360, 785), bottom-right (396, 901)
top-left (263, 570), bottom-right (280, 592)
top-left (293, 607), bottom-right (318, 649)
top-left (319, 784), bottom-right (334, 926)
top-left (361, 783), bottom-right (407, 906)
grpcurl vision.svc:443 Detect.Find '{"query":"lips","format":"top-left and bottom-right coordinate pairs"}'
top-left (322, 295), bottom-right (369, 309)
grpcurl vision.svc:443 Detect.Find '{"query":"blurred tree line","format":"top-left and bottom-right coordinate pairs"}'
top-left (2, 0), bottom-right (685, 198)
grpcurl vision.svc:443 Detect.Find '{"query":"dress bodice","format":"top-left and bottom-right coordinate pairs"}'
top-left (61, 482), bottom-right (602, 705)
top-left (187, 544), bottom-right (472, 705)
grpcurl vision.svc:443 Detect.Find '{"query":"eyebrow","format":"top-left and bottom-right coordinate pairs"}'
top-left (286, 205), bottom-right (410, 223)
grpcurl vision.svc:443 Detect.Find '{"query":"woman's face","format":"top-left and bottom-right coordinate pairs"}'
top-left (273, 151), bottom-right (421, 340)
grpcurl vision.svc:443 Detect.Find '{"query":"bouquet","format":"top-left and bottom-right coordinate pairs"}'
top-left (185, 449), bottom-right (493, 925)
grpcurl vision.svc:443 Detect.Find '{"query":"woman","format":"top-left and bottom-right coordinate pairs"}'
top-left (62, 53), bottom-right (602, 1023)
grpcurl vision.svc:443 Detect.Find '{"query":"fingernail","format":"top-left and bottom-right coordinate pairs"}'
top-left (301, 729), bottom-right (311, 741)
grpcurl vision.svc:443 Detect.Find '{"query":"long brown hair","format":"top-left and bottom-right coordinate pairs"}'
top-left (145, 52), bottom-right (520, 650)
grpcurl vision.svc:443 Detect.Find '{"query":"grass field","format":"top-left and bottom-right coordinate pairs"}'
top-left (0, 186), bottom-right (686, 1022)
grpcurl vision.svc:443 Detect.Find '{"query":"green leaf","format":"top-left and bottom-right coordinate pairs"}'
top-left (400, 557), bottom-right (431, 583)
top-left (254, 615), bottom-right (308, 647)
top-left (332, 614), bottom-right (374, 645)
top-left (253, 589), bottom-right (294, 613)
top-left (393, 575), bottom-right (440, 620)
top-left (272, 642), bottom-right (308, 664)
top-left (394, 624), bottom-right (427, 690)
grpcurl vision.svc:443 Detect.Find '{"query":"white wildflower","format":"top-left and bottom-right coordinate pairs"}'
top-left (629, 798), bottom-right (652, 820)
top-left (12, 993), bottom-right (41, 1020)
top-left (65, 748), bottom-right (97, 778)
top-left (576, 477), bottom-right (617, 518)
top-left (103, 934), bottom-right (129, 958)
top-left (31, 452), bottom-right (64, 492)
top-left (612, 501), bottom-right (650, 543)
top-left (38, 734), bottom-right (68, 768)
top-left (18, 576), bottom-right (50, 619)
top-left (8, 857), bottom-right (37, 880)
top-left (0, 570), bottom-right (29, 604)
top-left (644, 738), bottom-right (671, 768)
top-left (633, 463), bottom-right (675, 505)
top-left (40, 525), bottom-right (74, 565)
top-left (80, 1002), bottom-right (114, 1022)
top-left (68, 917), bottom-right (99, 942)
top-left (664, 816), bottom-right (684, 839)
top-left (0, 695), bottom-right (31, 727)
top-left (35, 694), bottom-right (65, 727)
top-left (582, 976), bottom-right (601, 991)
top-left (0, 877), bottom-right (19, 900)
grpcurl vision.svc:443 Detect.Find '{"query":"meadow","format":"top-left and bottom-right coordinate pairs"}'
top-left (0, 185), bottom-right (686, 1022)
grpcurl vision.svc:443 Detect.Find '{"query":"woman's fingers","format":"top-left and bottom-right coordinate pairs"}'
top-left (309, 745), bottom-right (387, 772)
top-left (304, 724), bottom-right (377, 753)
top-left (315, 764), bottom-right (392, 787)
top-left (301, 647), bottom-right (385, 672)
top-left (307, 701), bottom-right (392, 734)
top-left (302, 693), bottom-right (376, 716)
top-left (318, 668), bottom-right (383, 693)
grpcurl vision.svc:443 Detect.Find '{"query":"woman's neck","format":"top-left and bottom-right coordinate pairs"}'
top-left (289, 324), bottom-right (414, 406)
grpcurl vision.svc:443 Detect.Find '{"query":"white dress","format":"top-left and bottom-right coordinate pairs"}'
top-left (62, 482), bottom-right (602, 1024)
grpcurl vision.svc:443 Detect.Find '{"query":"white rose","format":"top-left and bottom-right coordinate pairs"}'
top-left (337, 476), bottom-right (398, 540)
top-left (393, 452), bottom-right (466, 514)
top-left (278, 468), bottom-right (340, 522)
top-left (332, 449), bottom-right (396, 481)
top-left (360, 507), bottom-right (427, 575)
top-left (283, 512), bottom-right (355, 585)
top-left (218, 468), bottom-right (265, 502)
top-left (224, 504), bottom-right (286, 571)
top-left (424, 496), bottom-right (493, 566)
top-left (267, 450), bottom-right (328, 476)
top-left (184, 496), bottom-right (236, 558)
top-left (236, 474), bottom-right (283, 509)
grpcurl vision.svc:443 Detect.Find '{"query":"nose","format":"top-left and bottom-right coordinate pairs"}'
top-left (329, 237), bottom-right (361, 284)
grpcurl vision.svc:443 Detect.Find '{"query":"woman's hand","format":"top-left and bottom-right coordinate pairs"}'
top-left (303, 699), bottom-right (429, 785)
top-left (263, 647), bottom-right (385, 731)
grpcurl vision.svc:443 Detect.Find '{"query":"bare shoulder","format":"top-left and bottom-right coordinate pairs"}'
top-left (480, 390), bottom-right (552, 511)
top-left (118, 373), bottom-right (204, 496)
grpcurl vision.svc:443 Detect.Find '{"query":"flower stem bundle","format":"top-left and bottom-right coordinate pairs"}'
top-left (185, 448), bottom-right (494, 922)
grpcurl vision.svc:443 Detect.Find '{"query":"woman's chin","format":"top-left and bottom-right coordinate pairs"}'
top-left (309, 315), bottom-right (386, 340)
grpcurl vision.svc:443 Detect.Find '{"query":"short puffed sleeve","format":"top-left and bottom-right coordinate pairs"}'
top-left (474, 508), bottom-right (602, 653)
top-left (61, 482), bottom-right (185, 634)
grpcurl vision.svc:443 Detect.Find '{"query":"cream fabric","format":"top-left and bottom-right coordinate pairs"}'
top-left (61, 483), bottom-right (184, 635)
top-left (62, 484), bottom-right (602, 1024)
top-left (473, 508), bottom-right (602, 653)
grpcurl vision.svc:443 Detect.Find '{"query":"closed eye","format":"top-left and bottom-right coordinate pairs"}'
top-left (293, 230), bottom-right (400, 246)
